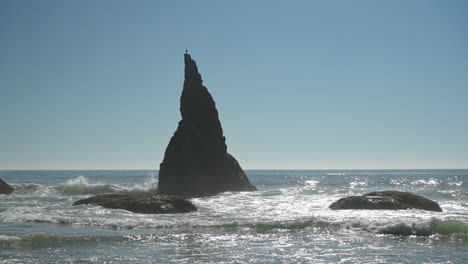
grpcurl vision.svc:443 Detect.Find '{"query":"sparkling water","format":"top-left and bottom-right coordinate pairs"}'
top-left (1, 170), bottom-right (467, 263)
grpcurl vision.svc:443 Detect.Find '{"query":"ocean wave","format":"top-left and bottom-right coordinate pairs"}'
top-left (369, 220), bottom-right (433, 236)
top-left (195, 218), bottom-right (468, 239)
top-left (53, 176), bottom-right (158, 195)
top-left (8, 183), bottom-right (41, 192)
top-left (197, 218), bottom-right (341, 232)
top-left (0, 205), bottom-right (75, 225)
top-left (348, 218), bottom-right (468, 241)
top-left (2, 203), bottom-right (467, 241)
top-left (0, 234), bottom-right (127, 249)
top-left (126, 175), bottom-right (159, 193)
top-left (194, 217), bottom-right (468, 241)
top-left (411, 179), bottom-right (440, 186)
top-left (433, 219), bottom-right (468, 238)
top-left (54, 176), bottom-right (123, 195)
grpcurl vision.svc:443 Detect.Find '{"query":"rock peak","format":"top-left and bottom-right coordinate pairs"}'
top-left (183, 53), bottom-right (202, 83)
top-left (180, 53), bottom-right (222, 140)
top-left (158, 54), bottom-right (256, 197)
top-left (0, 178), bottom-right (14, 195)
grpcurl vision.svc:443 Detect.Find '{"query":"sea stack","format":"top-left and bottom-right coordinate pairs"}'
top-left (158, 53), bottom-right (257, 197)
top-left (0, 178), bottom-right (14, 195)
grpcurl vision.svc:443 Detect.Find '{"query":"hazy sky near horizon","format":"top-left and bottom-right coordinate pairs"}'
top-left (1, 0), bottom-right (467, 169)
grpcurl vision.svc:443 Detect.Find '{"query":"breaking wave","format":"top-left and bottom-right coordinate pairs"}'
top-left (1, 219), bottom-right (466, 246)
top-left (432, 219), bottom-right (468, 242)
top-left (127, 175), bottom-right (159, 193)
top-left (54, 176), bottom-right (123, 195)
top-left (203, 218), bottom-right (468, 238)
top-left (2, 202), bottom-right (466, 241)
top-left (53, 176), bottom-right (158, 195)
top-left (0, 234), bottom-right (127, 249)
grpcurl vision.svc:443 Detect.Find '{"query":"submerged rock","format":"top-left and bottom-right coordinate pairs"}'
top-left (0, 178), bottom-right (14, 195)
top-left (72, 194), bottom-right (197, 214)
top-left (329, 191), bottom-right (442, 212)
top-left (158, 53), bottom-right (256, 197)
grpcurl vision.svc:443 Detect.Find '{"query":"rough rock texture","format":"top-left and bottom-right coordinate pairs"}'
top-left (0, 178), bottom-right (14, 195)
top-left (158, 53), bottom-right (257, 197)
top-left (72, 194), bottom-right (197, 214)
top-left (329, 191), bottom-right (442, 212)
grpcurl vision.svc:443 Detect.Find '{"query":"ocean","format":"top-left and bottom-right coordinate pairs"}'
top-left (0, 169), bottom-right (467, 263)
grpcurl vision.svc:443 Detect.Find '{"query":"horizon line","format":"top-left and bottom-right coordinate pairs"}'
top-left (1, 168), bottom-right (467, 171)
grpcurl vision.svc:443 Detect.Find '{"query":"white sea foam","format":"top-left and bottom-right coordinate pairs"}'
top-left (305, 180), bottom-right (319, 188)
top-left (411, 179), bottom-right (440, 186)
top-left (126, 175), bottom-right (159, 193)
top-left (0, 202), bottom-right (464, 238)
top-left (1, 172), bottom-right (467, 245)
top-left (1, 188), bottom-right (467, 240)
top-left (54, 176), bottom-right (123, 195)
top-left (53, 176), bottom-right (158, 195)
top-left (0, 233), bottom-right (128, 249)
top-left (390, 179), bottom-right (404, 185)
top-left (0, 235), bottom-right (21, 242)
top-left (349, 181), bottom-right (367, 188)
top-left (447, 181), bottom-right (463, 186)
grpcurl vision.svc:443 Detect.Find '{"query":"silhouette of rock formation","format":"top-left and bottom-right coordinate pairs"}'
top-left (73, 194), bottom-right (197, 214)
top-left (329, 191), bottom-right (442, 212)
top-left (158, 53), bottom-right (256, 197)
top-left (0, 178), bottom-right (14, 195)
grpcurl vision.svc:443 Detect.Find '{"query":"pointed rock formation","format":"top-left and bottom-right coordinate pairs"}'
top-left (0, 178), bottom-right (14, 195)
top-left (158, 53), bottom-right (256, 197)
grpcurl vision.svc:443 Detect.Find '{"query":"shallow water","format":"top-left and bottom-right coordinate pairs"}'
top-left (1, 170), bottom-right (467, 263)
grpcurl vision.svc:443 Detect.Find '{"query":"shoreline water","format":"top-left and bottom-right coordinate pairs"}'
top-left (1, 169), bottom-right (467, 263)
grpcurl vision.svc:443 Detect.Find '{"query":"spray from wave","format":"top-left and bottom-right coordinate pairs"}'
top-left (54, 176), bottom-right (122, 195)
top-left (0, 234), bottom-right (127, 249)
top-left (126, 175), bottom-right (159, 193)
top-left (53, 176), bottom-right (159, 195)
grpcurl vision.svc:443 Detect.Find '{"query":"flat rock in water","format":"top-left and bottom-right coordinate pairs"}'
top-left (0, 178), bottom-right (14, 195)
top-left (72, 194), bottom-right (197, 214)
top-left (329, 190), bottom-right (442, 212)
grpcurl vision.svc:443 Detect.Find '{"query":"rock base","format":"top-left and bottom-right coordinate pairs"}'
top-left (0, 178), bottom-right (14, 195)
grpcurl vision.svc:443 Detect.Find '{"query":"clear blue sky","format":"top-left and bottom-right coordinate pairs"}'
top-left (1, 0), bottom-right (467, 169)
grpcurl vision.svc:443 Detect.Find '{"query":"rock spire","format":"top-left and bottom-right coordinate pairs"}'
top-left (158, 53), bottom-right (256, 197)
top-left (0, 178), bottom-right (14, 195)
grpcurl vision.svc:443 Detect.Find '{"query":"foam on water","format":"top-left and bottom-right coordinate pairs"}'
top-left (53, 175), bottom-right (159, 195)
top-left (126, 175), bottom-right (159, 193)
top-left (0, 234), bottom-right (128, 249)
top-left (1, 170), bottom-right (467, 263)
top-left (54, 176), bottom-right (123, 195)
top-left (1, 189), bottom-right (466, 241)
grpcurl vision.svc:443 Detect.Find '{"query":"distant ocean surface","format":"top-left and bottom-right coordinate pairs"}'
top-left (1, 170), bottom-right (467, 263)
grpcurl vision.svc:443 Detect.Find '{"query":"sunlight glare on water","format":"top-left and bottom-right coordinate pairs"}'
top-left (0, 169), bottom-right (467, 263)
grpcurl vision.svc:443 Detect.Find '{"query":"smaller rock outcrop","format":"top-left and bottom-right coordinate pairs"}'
top-left (329, 191), bottom-right (442, 212)
top-left (0, 178), bottom-right (14, 195)
top-left (72, 194), bottom-right (197, 214)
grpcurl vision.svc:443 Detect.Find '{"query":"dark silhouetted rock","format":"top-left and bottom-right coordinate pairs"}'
top-left (0, 178), bottom-right (14, 195)
top-left (158, 53), bottom-right (257, 197)
top-left (329, 191), bottom-right (442, 212)
top-left (72, 194), bottom-right (197, 214)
